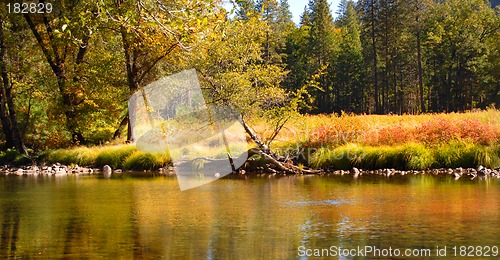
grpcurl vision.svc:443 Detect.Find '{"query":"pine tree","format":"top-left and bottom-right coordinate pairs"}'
top-left (276, 0), bottom-right (295, 31)
top-left (255, 0), bottom-right (294, 64)
top-left (300, 6), bottom-right (311, 27)
top-left (309, 0), bottom-right (337, 113)
top-left (334, 0), bottom-right (366, 113)
top-left (358, 0), bottom-right (381, 113)
top-left (236, 0), bottom-right (256, 20)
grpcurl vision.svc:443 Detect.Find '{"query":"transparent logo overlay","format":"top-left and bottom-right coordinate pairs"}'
top-left (129, 69), bottom-right (248, 190)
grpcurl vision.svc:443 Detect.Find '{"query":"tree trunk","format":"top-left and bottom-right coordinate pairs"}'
top-left (24, 14), bottom-right (87, 145)
top-left (113, 114), bottom-right (129, 140)
top-left (121, 27), bottom-right (140, 142)
top-left (0, 20), bottom-right (27, 154)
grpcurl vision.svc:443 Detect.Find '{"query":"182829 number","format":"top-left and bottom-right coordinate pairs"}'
top-left (7, 2), bottom-right (53, 14)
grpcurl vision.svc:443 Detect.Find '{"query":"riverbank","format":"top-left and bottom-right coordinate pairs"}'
top-left (1, 164), bottom-right (499, 181)
top-left (0, 109), bottom-right (499, 171)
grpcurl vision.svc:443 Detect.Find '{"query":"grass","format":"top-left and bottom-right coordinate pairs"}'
top-left (122, 151), bottom-right (170, 170)
top-left (252, 108), bottom-right (500, 148)
top-left (5, 109), bottom-right (499, 171)
top-left (257, 108), bottom-right (500, 170)
top-left (309, 142), bottom-right (500, 170)
top-left (44, 144), bottom-right (171, 170)
top-left (94, 145), bottom-right (136, 168)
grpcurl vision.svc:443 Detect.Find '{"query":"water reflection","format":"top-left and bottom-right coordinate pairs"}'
top-left (0, 178), bottom-right (21, 258)
top-left (0, 174), bottom-right (499, 258)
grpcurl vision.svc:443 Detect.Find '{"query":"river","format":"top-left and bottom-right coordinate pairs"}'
top-left (0, 174), bottom-right (499, 258)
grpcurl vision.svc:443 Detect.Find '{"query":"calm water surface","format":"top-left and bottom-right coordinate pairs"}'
top-left (0, 174), bottom-right (499, 259)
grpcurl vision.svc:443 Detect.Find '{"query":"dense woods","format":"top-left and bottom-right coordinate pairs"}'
top-left (0, 0), bottom-right (499, 153)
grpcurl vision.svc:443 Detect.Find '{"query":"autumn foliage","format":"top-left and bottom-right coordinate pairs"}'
top-left (306, 110), bottom-right (500, 147)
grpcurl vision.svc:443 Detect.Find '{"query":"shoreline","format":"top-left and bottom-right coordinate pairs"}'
top-left (1, 164), bottom-right (499, 180)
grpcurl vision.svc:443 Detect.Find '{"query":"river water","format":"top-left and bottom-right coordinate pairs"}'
top-left (0, 173), bottom-right (499, 259)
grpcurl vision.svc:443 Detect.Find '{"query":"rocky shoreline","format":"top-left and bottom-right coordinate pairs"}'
top-left (1, 163), bottom-right (499, 180)
top-left (0, 164), bottom-right (174, 176)
top-left (322, 166), bottom-right (500, 180)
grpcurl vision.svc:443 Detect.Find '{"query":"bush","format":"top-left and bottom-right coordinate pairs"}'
top-left (0, 149), bottom-right (21, 164)
top-left (0, 149), bottom-right (32, 166)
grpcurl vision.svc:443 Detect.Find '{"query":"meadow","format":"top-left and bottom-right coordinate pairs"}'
top-left (2, 109), bottom-right (499, 171)
top-left (258, 108), bottom-right (500, 170)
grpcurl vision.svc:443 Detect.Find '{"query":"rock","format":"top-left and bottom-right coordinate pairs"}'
top-left (103, 165), bottom-right (112, 173)
top-left (103, 165), bottom-right (112, 178)
top-left (352, 167), bottom-right (360, 178)
top-left (114, 169), bottom-right (123, 174)
top-left (54, 167), bottom-right (66, 175)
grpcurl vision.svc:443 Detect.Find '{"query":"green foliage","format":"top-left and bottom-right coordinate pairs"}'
top-left (0, 148), bottom-right (30, 165)
top-left (1, 0), bottom-right (500, 155)
top-left (192, 14), bottom-right (294, 130)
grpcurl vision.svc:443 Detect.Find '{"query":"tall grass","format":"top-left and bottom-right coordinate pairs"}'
top-left (45, 144), bottom-right (171, 170)
top-left (34, 109), bottom-right (500, 171)
top-left (122, 151), bottom-right (170, 170)
top-left (47, 147), bottom-right (98, 166)
top-left (94, 145), bottom-right (136, 168)
top-left (292, 109), bottom-right (500, 169)
top-left (309, 142), bottom-right (500, 170)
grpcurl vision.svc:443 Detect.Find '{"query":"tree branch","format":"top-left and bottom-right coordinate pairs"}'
top-left (137, 43), bottom-right (178, 84)
top-left (23, 14), bottom-right (58, 74)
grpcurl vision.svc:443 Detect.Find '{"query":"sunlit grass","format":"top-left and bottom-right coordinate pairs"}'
top-left (309, 142), bottom-right (500, 170)
top-left (122, 151), bottom-right (170, 170)
top-left (94, 145), bottom-right (137, 168)
top-left (46, 144), bottom-right (171, 170)
top-left (251, 108), bottom-right (500, 148)
top-left (41, 109), bottom-right (500, 170)
top-left (272, 109), bottom-right (500, 170)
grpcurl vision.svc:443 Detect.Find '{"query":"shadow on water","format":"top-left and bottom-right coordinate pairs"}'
top-left (0, 178), bottom-right (21, 258)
